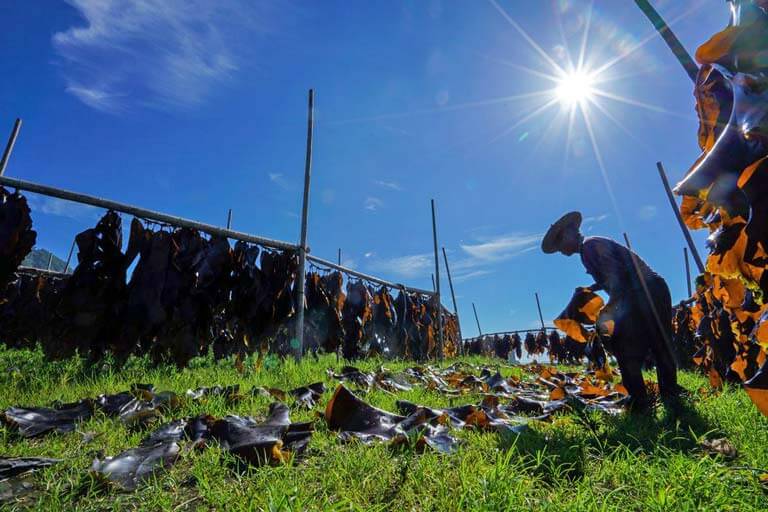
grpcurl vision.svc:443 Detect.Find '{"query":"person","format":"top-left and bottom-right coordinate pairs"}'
top-left (542, 211), bottom-right (680, 409)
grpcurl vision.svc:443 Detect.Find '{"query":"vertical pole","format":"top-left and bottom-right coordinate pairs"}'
top-left (534, 292), bottom-right (545, 330)
top-left (335, 249), bottom-right (341, 363)
top-left (0, 119), bottom-right (22, 177)
top-left (684, 247), bottom-right (692, 297)
top-left (294, 89), bottom-right (314, 361)
top-left (226, 209), bottom-right (233, 230)
top-left (472, 302), bottom-right (483, 336)
top-left (431, 274), bottom-right (436, 292)
top-left (64, 239), bottom-right (76, 273)
top-left (46, 252), bottom-right (54, 271)
top-left (656, 162), bottom-right (705, 273)
top-left (442, 247), bottom-right (463, 353)
top-left (430, 199), bottom-right (444, 360)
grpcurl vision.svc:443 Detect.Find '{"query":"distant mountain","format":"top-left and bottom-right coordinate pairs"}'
top-left (21, 248), bottom-right (70, 273)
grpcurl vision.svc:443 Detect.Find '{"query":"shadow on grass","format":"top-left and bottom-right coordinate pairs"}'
top-left (598, 397), bottom-right (716, 452)
top-left (497, 397), bottom-right (719, 484)
top-left (0, 345), bottom-right (216, 395)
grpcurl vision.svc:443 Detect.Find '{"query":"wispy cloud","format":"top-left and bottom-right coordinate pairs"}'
top-left (65, 85), bottom-right (125, 113)
top-left (321, 188), bottom-right (336, 205)
top-left (583, 213), bottom-right (609, 224)
top-left (452, 269), bottom-right (494, 283)
top-left (365, 231), bottom-right (540, 284)
top-left (450, 232), bottom-right (542, 282)
top-left (638, 205), bottom-right (658, 221)
top-left (373, 180), bottom-right (402, 191)
top-left (582, 213), bottom-right (610, 233)
top-left (269, 173), bottom-right (291, 190)
top-left (53, 0), bottom-right (278, 112)
top-left (367, 253), bottom-right (432, 279)
top-left (364, 197), bottom-right (384, 212)
top-left (460, 233), bottom-right (542, 262)
top-left (27, 195), bottom-right (101, 221)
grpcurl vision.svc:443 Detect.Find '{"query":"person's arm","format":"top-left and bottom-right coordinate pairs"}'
top-left (586, 283), bottom-right (604, 292)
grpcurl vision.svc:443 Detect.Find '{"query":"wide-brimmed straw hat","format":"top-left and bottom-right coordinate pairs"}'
top-left (541, 211), bottom-right (582, 254)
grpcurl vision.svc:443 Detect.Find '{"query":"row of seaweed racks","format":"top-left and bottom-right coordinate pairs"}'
top-left (0, 172), bottom-right (435, 297)
top-left (1, 89), bottom-right (453, 360)
top-left (462, 327), bottom-right (558, 343)
top-left (0, 173), bottom-right (437, 355)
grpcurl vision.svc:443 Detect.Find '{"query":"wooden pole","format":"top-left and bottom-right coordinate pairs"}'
top-left (64, 239), bottom-right (76, 273)
top-left (294, 89), bottom-right (314, 361)
top-left (633, 0), bottom-right (698, 82)
top-left (226, 209), bottom-right (233, 230)
top-left (656, 162), bottom-right (705, 273)
top-left (0, 176), bottom-right (436, 295)
top-left (0, 175), bottom-right (296, 251)
top-left (684, 247), bottom-right (692, 297)
top-left (472, 302), bottom-right (482, 336)
top-left (534, 292), bottom-right (546, 330)
top-left (0, 118), bottom-right (22, 177)
top-left (442, 247), bottom-right (462, 348)
top-left (431, 199), bottom-right (444, 360)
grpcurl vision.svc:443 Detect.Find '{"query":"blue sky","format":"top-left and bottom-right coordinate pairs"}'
top-left (1, 0), bottom-right (724, 336)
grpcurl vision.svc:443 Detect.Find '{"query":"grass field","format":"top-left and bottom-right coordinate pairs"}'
top-left (0, 347), bottom-right (766, 511)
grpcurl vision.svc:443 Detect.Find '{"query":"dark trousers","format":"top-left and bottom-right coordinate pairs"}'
top-left (610, 277), bottom-right (678, 408)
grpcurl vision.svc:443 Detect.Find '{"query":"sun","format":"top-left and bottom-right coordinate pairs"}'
top-left (555, 71), bottom-right (596, 107)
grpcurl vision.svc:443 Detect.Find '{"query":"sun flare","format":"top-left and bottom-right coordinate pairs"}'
top-left (555, 71), bottom-right (596, 107)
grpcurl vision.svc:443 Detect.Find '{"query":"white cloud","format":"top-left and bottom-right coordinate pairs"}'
top-left (583, 213), bottom-right (609, 224)
top-left (638, 205), bottom-right (658, 220)
top-left (367, 253), bottom-right (432, 279)
top-left (53, 0), bottom-right (278, 112)
top-left (452, 269), bottom-right (494, 283)
top-left (27, 195), bottom-right (101, 221)
top-left (364, 231), bottom-right (539, 285)
top-left (374, 180), bottom-right (402, 191)
top-left (431, 232), bottom-right (541, 283)
top-left (460, 233), bottom-right (542, 262)
top-left (65, 85), bottom-right (125, 113)
top-left (269, 173), bottom-right (291, 190)
top-left (364, 197), bottom-right (384, 212)
top-left (364, 252), bottom-right (375, 258)
top-left (321, 188), bottom-right (336, 205)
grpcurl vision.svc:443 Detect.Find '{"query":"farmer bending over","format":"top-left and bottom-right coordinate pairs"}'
top-left (542, 211), bottom-right (680, 409)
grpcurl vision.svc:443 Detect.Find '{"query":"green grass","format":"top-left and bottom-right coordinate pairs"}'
top-left (0, 347), bottom-right (766, 511)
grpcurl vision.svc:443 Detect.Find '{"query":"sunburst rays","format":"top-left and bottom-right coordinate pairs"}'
top-left (324, 0), bottom-right (703, 216)
top-left (485, 0), bottom-right (703, 227)
top-left (554, 71), bottom-right (596, 106)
